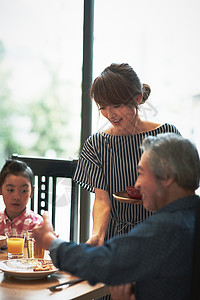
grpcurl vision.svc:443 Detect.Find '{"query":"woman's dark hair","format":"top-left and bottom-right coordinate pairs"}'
top-left (0, 159), bottom-right (34, 188)
top-left (90, 63), bottom-right (151, 108)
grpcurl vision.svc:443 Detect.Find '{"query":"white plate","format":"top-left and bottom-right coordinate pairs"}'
top-left (113, 191), bottom-right (143, 204)
top-left (0, 258), bottom-right (58, 280)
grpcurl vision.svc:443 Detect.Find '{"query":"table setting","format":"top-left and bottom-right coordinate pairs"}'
top-left (0, 233), bottom-right (108, 300)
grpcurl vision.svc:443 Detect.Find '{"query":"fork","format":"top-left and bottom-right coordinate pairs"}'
top-left (48, 278), bottom-right (85, 291)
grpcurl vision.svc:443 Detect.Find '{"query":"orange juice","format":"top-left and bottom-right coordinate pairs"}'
top-left (7, 238), bottom-right (24, 256)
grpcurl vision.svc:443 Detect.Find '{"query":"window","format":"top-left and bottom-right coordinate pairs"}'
top-left (0, 0), bottom-right (83, 166)
top-left (92, 0), bottom-right (200, 199)
top-left (92, 0), bottom-right (200, 156)
top-left (0, 0), bottom-right (83, 239)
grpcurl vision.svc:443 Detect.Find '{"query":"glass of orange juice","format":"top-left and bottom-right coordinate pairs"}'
top-left (6, 233), bottom-right (25, 259)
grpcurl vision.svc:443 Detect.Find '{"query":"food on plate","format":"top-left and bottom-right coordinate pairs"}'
top-left (126, 186), bottom-right (142, 200)
top-left (33, 259), bottom-right (54, 272)
top-left (33, 264), bottom-right (53, 271)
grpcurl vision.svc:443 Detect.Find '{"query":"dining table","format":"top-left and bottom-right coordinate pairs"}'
top-left (0, 247), bottom-right (109, 300)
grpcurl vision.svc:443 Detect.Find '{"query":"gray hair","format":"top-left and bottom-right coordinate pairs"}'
top-left (142, 133), bottom-right (200, 190)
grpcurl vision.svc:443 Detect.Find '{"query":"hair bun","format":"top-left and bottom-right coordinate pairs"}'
top-left (141, 84), bottom-right (151, 104)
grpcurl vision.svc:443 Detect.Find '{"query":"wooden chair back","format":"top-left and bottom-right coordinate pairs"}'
top-left (11, 154), bottom-right (79, 242)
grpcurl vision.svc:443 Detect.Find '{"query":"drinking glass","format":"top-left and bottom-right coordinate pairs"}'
top-left (27, 230), bottom-right (44, 259)
top-left (6, 232), bottom-right (25, 259)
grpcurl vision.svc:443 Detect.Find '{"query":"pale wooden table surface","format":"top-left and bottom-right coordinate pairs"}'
top-left (0, 248), bottom-right (109, 300)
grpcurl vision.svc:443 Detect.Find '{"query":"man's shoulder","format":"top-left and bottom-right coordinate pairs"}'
top-left (161, 195), bottom-right (200, 212)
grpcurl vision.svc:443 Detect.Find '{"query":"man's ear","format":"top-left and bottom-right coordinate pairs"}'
top-left (162, 177), bottom-right (174, 188)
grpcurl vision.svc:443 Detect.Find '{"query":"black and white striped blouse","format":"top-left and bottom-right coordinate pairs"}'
top-left (73, 123), bottom-right (180, 240)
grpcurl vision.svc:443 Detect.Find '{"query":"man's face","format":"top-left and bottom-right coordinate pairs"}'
top-left (135, 151), bottom-right (167, 211)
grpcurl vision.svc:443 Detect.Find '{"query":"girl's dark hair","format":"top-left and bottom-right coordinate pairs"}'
top-left (90, 63), bottom-right (151, 108)
top-left (0, 159), bottom-right (34, 188)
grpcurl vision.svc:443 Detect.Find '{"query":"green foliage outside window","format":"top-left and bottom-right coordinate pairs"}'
top-left (0, 40), bottom-right (79, 167)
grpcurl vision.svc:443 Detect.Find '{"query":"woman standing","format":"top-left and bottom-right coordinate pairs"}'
top-left (74, 63), bottom-right (180, 246)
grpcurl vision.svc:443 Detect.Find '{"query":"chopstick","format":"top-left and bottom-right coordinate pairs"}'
top-left (48, 278), bottom-right (85, 291)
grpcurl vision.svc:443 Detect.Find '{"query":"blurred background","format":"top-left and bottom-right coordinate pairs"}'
top-left (0, 0), bottom-right (199, 163)
top-left (0, 0), bottom-right (199, 238)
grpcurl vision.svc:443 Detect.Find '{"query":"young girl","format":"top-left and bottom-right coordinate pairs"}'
top-left (0, 159), bottom-right (43, 238)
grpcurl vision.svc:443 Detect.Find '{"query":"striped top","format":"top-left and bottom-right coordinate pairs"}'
top-left (73, 123), bottom-right (180, 240)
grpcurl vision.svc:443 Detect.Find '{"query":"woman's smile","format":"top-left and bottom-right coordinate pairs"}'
top-left (99, 104), bottom-right (137, 133)
top-left (112, 118), bottom-right (122, 125)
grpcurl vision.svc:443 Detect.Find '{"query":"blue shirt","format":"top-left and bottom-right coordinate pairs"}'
top-left (50, 195), bottom-right (199, 300)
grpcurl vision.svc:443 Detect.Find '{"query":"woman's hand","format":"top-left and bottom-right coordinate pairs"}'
top-left (109, 283), bottom-right (136, 300)
top-left (86, 234), bottom-right (104, 246)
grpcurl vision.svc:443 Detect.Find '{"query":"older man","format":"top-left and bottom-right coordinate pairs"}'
top-left (33, 133), bottom-right (200, 300)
